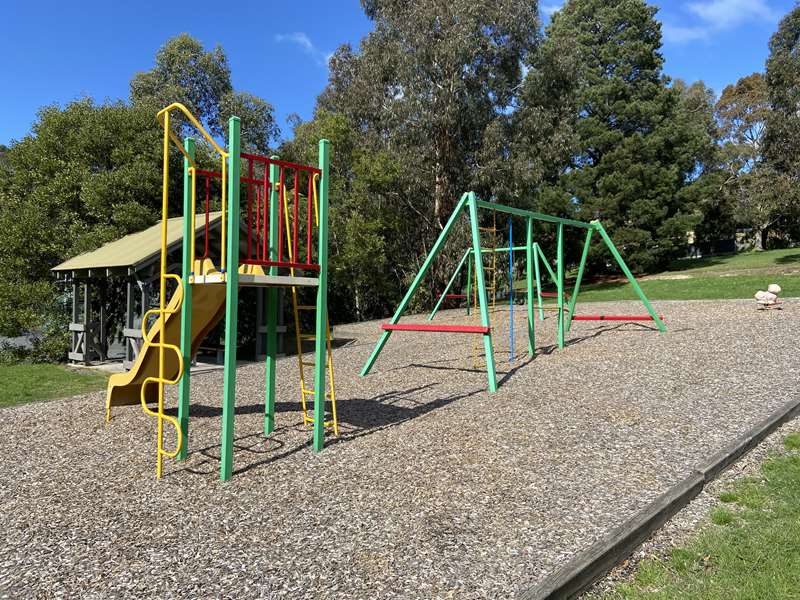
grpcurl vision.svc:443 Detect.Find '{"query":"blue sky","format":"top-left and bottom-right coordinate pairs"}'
top-left (0, 0), bottom-right (795, 145)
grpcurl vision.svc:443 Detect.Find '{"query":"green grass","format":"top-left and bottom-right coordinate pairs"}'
top-left (0, 363), bottom-right (108, 408)
top-left (512, 248), bottom-right (800, 302)
top-left (576, 273), bottom-right (800, 303)
top-left (594, 436), bottom-right (800, 600)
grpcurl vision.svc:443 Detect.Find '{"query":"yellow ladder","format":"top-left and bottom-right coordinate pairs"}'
top-left (282, 179), bottom-right (338, 435)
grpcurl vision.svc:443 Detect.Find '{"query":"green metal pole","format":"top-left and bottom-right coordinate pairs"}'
top-left (566, 228), bottom-right (593, 332)
top-left (360, 193), bottom-right (470, 377)
top-left (428, 248), bottom-right (470, 321)
top-left (465, 249), bottom-right (473, 317)
top-left (556, 222), bottom-right (565, 349)
top-left (263, 156), bottom-right (280, 435)
top-left (533, 242), bottom-right (544, 321)
top-left (313, 139), bottom-right (331, 452)
top-left (526, 218), bottom-right (535, 356)
top-left (220, 116), bottom-right (241, 482)
top-left (177, 137), bottom-right (195, 461)
top-left (592, 221), bottom-right (667, 332)
top-left (467, 193), bottom-right (498, 392)
top-left (537, 244), bottom-right (557, 284)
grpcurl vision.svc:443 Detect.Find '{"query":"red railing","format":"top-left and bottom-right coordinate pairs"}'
top-left (194, 153), bottom-right (321, 273)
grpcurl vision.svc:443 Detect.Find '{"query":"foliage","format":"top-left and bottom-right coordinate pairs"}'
top-left (0, 35), bottom-right (278, 359)
top-left (131, 33), bottom-right (279, 153)
top-left (516, 0), bottom-right (714, 273)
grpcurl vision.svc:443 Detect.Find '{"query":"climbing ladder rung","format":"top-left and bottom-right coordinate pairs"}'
top-left (296, 305), bottom-right (316, 310)
top-left (302, 388), bottom-right (333, 399)
top-left (299, 334), bottom-right (316, 340)
top-left (301, 360), bottom-right (316, 366)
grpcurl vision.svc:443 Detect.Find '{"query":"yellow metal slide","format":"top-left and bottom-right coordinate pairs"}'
top-left (106, 282), bottom-right (226, 415)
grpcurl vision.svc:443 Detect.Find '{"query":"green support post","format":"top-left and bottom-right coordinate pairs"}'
top-left (566, 228), bottom-right (593, 332)
top-left (220, 117), bottom-right (241, 481)
top-left (263, 156), bottom-right (280, 435)
top-left (526, 219), bottom-right (535, 356)
top-left (593, 221), bottom-right (667, 332)
top-left (428, 248), bottom-right (470, 321)
top-left (177, 137), bottom-right (195, 461)
top-left (313, 139), bottom-right (331, 452)
top-left (360, 193), bottom-right (470, 377)
top-left (537, 244), bottom-right (557, 284)
top-left (556, 222), bottom-right (565, 349)
top-left (533, 242), bottom-right (545, 321)
top-left (467, 193), bottom-right (498, 392)
top-left (466, 250), bottom-right (473, 316)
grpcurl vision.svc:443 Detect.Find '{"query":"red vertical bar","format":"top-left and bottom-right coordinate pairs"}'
top-left (247, 158), bottom-right (253, 260)
top-left (292, 169), bottom-right (299, 261)
top-left (204, 176), bottom-right (210, 259)
top-left (307, 173), bottom-right (313, 265)
top-left (268, 164), bottom-right (272, 260)
top-left (278, 166), bottom-right (285, 263)
top-left (255, 187), bottom-right (261, 260)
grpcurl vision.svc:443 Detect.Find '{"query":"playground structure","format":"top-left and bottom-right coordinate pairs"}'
top-left (104, 103), bottom-right (333, 480)
top-left (360, 192), bottom-right (666, 392)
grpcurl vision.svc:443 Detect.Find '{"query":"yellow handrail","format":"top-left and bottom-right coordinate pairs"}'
top-left (157, 102), bottom-right (229, 272)
top-left (140, 272), bottom-right (185, 478)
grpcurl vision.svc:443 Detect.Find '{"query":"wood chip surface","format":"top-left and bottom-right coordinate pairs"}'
top-left (1, 299), bottom-right (797, 599)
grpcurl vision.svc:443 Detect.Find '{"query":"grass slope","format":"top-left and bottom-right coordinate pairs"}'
top-left (596, 436), bottom-right (800, 600)
top-left (0, 364), bottom-right (108, 408)
top-left (511, 249), bottom-right (800, 302)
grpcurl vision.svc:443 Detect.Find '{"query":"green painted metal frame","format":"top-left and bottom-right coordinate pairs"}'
top-left (589, 221), bottom-right (667, 332)
top-left (428, 248), bottom-right (471, 321)
top-left (220, 117), bottom-right (242, 481)
top-left (533, 242), bottom-right (544, 321)
top-left (263, 157), bottom-right (280, 436)
top-left (556, 223), bottom-right (565, 349)
top-left (312, 139), bottom-right (331, 452)
top-left (177, 137), bottom-right (196, 461)
top-left (566, 229), bottom-right (593, 331)
top-left (468, 193), bottom-right (498, 391)
top-left (526, 219), bottom-right (535, 355)
top-left (360, 194), bottom-right (472, 373)
top-left (360, 192), bottom-right (665, 392)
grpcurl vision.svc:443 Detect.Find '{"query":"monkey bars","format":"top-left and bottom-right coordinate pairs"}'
top-left (359, 192), bottom-right (666, 393)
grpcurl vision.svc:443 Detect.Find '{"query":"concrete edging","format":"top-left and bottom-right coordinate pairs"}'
top-left (519, 396), bottom-right (800, 600)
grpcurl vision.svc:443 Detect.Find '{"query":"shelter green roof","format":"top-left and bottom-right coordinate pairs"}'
top-left (51, 212), bottom-right (222, 273)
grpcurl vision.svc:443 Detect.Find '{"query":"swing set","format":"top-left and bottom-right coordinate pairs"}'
top-left (360, 192), bottom-right (666, 392)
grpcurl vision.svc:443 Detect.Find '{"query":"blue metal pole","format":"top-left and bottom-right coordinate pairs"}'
top-left (508, 217), bottom-right (514, 362)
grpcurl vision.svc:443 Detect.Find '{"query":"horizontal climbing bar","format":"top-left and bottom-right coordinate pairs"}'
top-left (381, 323), bottom-right (490, 334)
top-left (571, 314), bottom-right (665, 321)
top-left (473, 199), bottom-right (593, 229)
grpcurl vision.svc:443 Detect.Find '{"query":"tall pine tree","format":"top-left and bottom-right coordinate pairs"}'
top-left (514, 0), bottom-right (710, 271)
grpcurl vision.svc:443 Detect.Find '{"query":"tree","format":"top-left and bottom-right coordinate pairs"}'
top-left (760, 8), bottom-right (800, 248)
top-left (320, 0), bottom-right (540, 226)
top-left (515, 0), bottom-right (711, 272)
top-left (0, 35), bottom-right (280, 358)
top-left (0, 99), bottom-right (165, 342)
top-left (713, 73), bottom-right (785, 250)
top-left (314, 0), bottom-right (540, 305)
top-left (131, 33), bottom-right (279, 152)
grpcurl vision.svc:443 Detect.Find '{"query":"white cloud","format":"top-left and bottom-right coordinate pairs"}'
top-left (274, 32), bottom-right (331, 67)
top-left (686, 0), bottom-right (779, 29)
top-left (663, 0), bottom-right (781, 45)
top-left (661, 23), bottom-right (708, 43)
